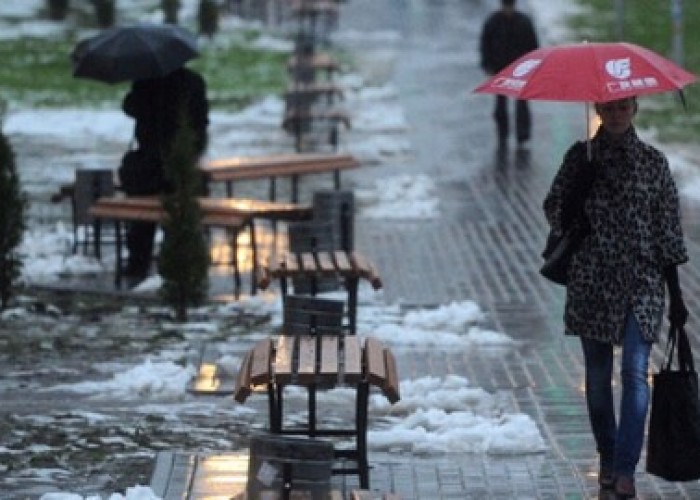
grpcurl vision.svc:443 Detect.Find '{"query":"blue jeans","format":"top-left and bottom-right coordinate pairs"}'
top-left (580, 313), bottom-right (652, 478)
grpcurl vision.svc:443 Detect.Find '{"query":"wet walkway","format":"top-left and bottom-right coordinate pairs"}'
top-left (20, 1), bottom-right (700, 498)
top-left (337, 1), bottom-right (700, 499)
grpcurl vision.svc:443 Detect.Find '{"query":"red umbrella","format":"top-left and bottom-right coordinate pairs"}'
top-left (474, 41), bottom-right (697, 102)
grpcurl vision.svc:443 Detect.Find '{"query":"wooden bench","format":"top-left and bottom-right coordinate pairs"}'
top-left (285, 81), bottom-right (345, 106)
top-left (200, 152), bottom-right (360, 201)
top-left (89, 195), bottom-right (312, 294)
top-left (288, 52), bottom-right (340, 82)
top-left (234, 334), bottom-right (400, 489)
top-left (259, 250), bottom-right (382, 334)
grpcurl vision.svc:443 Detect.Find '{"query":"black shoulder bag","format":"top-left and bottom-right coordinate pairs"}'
top-left (540, 151), bottom-right (597, 286)
top-left (647, 323), bottom-right (700, 482)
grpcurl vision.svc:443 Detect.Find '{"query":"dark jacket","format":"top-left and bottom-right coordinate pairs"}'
top-left (480, 10), bottom-right (538, 74)
top-left (123, 67), bottom-right (209, 157)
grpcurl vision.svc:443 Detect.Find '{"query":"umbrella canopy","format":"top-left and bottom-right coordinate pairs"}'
top-left (71, 23), bottom-right (199, 84)
top-left (474, 42), bottom-right (697, 102)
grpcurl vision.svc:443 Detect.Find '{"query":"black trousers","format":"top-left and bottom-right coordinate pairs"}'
top-left (126, 221), bottom-right (156, 276)
top-left (493, 95), bottom-right (531, 145)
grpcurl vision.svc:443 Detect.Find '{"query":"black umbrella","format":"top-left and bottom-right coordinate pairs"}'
top-left (71, 23), bottom-right (199, 84)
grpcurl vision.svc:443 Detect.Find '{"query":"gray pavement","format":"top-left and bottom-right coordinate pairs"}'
top-left (18, 1), bottom-right (700, 499)
top-left (333, 1), bottom-right (700, 499)
top-left (167, 0), bottom-right (700, 498)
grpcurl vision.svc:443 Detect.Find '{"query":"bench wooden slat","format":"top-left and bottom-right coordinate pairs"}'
top-left (297, 335), bottom-right (317, 384)
top-left (274, 335), bottom-right (295, 384)
top-left (288, 53), bottom-right (339, 72)
top-left (284, 253), bottom-right (300, 273)
top-left (249, 339), bottom-right (273, 386)
top-left (319, 335), bottom-right (339, 382)
top-left (382, 348), bottom-right (401, 404)
top-left (300, 252), bottom-right (317, 273)
top-left (343, 336), bottom-right (363, 383)
top-left (316, 251), bottom-right (336, 273)
top-left (233, 350), bottom-right (253, 403)
top-left (351, 491), bottom-right (402, 500)
top-left (351, 252), bottom-right (383, 290)
top-left (364, 337), bottom-right (387, 387)
top-left (201, 153), bottom-right (359, 183)
top-left (333, 250), bottom-right (353, 273)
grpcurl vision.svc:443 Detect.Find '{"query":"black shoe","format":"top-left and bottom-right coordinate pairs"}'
top-left (613, 475), bottom-right (636, 499)
top-left (598, 470), bottom-right (614, 490)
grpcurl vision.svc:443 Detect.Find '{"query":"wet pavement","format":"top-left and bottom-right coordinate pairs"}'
top-left (7, 0), bottom-right (700, 499)
top-left (306, 0), bottom-right (700, 498)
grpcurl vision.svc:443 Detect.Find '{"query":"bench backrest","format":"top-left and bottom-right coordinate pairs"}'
top-left (313, 190), bottom-right (354, 252)
top-left (283, 295), bottom-right (345, 336)
top-left (287, 220), bottom-right (340, 294)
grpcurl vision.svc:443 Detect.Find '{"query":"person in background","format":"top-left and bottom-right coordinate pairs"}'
top-left (543, 96), bottom-right (689, 499)
top-left (479, 0), bottom-right (538, 150)
top-left (120, 66), bottom-right (209, 282)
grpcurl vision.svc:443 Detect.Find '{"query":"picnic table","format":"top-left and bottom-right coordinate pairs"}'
top-left (200, 152), bottom-right (359, 201)
top-left (89, 195), bottom-right (312, 293)
top-left (259, 250), bottom-right (382, 334)
top-left (234, 334), bottom-right (400, 489)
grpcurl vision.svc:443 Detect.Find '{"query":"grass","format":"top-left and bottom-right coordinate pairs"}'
top-left (0, 29), bottom-right (289, 111)
top-left (567, 0), bottom-right (700, 142)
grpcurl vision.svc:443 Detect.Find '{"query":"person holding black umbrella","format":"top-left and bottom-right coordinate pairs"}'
top-left (71, 23), bottom-right (210, 283)
top-left (120, 65), bottom-right (210, 281)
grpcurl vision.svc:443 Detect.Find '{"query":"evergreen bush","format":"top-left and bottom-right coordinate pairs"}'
top-left (0, 116), bottom-right (28, 310)
top-left (158, 111), bottom-right (209, 322)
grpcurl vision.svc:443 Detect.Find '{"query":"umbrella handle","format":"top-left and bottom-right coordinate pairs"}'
top-left (585, 102), bottom-right (592, 161)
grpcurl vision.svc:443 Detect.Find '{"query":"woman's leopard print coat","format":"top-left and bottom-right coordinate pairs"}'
top-left (544, 126), bottom-right (688, 345)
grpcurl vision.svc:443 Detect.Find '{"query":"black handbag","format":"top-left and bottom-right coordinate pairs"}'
top-left (540, 146), bottom-right (597, 286)
top-left (646, 324), bottom-right (700, 481)
top-left (118, 148), bottom-right (166, 196)
top-left (539, 223), bottom-right (587, 286)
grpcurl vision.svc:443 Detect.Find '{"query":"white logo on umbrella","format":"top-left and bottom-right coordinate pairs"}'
top-left (605, 58), bottom-right (631, 79)
top-left (512, 59), bottom-right (541, 78)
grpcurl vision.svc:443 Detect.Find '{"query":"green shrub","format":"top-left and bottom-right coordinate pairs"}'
top-left (0, 118), bottom-right (28, 309)
top-left (158, 111), bottom-right (209, 321)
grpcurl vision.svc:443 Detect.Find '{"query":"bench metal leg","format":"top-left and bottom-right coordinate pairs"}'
top-left (230, 228), bottom-right (242, 299)
top-left (291, 174), bottom-right (299, 203)
top-left (269, 383), bottom-right (282, 432)
top-left (356, 381), bottom-right (370, 489)
top-left (308, 384), bottom-right (317, 437)
top-left (346, 276), bottom-right (359, 334)
top-left (114, 220), bottom-right (123, 288)
top-left (249, 220), bottom-right (258, 296)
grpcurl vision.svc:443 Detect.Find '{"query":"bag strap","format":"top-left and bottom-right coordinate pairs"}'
top-left (663, 324), bottom-right (695, 373)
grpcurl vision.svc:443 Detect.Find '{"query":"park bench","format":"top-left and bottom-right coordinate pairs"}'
top-left (88, 195), bottom-right (312, 294)
top-left (200, 152), bottom-right (359, 201)
top-left (287, 52), bottom-right (340, 82)
top-left (233, 334), bottom-right (400, 489)
top-left (259, 249), bottom-right (382, 334)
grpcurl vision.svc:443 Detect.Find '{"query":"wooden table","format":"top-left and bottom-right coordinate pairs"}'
top-left (234, 334), bottom-right (400, 489)
top-left (89, 196), bottom-right (312, 293)
top-left (200, 152), bottom-right (360, 201)
top-left (259, 250), bottom-right (382, 334)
